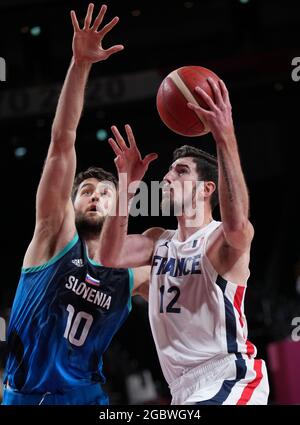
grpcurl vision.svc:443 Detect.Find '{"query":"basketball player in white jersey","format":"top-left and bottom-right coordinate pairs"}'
top-left (98, 78), bottom-right (269, 405)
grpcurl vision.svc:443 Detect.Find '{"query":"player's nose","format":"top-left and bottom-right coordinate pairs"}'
top-left (163, 170), bottom-right (174, 183)
top-left (91, 192), bottom-right (100, 202)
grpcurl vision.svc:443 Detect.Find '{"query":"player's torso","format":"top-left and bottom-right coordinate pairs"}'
top-left (148, 220), bottom-right (254, 384)
top-left (5, 234), bottom-right (132, 392)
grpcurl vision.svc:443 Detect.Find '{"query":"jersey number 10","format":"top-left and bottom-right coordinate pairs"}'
top-left (63, 304), bottom-right (93, 347)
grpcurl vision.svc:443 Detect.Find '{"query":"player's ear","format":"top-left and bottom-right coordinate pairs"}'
top-left (204, 181), bottom-right (216, 199)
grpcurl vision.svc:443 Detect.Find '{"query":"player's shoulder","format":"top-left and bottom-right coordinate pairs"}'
top-left (207, 219), bottom-right (254, 255)
top-left (23, 227), bottom-right (80, 269)
top-left (216, 219), bottom-right (255, 246)
top-left (142, 227), bottom-right (166, 241)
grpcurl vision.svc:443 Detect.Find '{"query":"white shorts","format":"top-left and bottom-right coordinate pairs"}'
top-left (169, 354), bottom-right (269, 405)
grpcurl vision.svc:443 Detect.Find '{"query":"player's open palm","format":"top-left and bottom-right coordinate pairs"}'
top-left (71, 3), bottom-right (124, 64)
top-left (108, 124), bottom-right (158, 187)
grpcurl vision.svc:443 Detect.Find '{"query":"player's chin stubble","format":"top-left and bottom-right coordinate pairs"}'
top-left (75, 212), bottom-right (104, 237)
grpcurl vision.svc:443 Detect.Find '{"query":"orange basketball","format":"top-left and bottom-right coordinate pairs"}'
top-left (156, 65), bottom-right (220, 137)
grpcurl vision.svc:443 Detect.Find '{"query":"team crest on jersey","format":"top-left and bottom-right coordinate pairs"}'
top-left (72, 258), bottom-right (84, 267)
top-left (85, 273), bottom-right (101, 287)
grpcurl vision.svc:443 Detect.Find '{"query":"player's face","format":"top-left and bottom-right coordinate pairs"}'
top-left (161, 157), bottom-right (202, 214)
top-left (74, 178), bottom-right (116, 232)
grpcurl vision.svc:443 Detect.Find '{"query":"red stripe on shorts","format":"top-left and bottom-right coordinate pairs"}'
top-left (236, 359), bottom-right (263, 405)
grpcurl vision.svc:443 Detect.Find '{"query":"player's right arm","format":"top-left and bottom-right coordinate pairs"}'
top-left (98, 125), bottom-right (162, 267)
top-left (24, 4), bottom-right (124, 267)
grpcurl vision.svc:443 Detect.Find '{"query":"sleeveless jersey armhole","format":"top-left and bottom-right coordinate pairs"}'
top-left (201, 222), bottom-right (250, 286)
top-left (21, 233), bottom-right (79, 274)
top-left (155, 230), bottom-right (175, 245)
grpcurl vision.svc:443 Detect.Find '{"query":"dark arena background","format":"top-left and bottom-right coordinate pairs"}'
top-left (0, 0), bottom-right (300, 407)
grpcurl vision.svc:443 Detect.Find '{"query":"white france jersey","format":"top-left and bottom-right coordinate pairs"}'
top-left (149, 220), bottom-right (257, 386)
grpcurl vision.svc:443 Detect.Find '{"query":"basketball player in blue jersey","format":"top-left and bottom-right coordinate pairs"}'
top-left (2, 3), bottom-right (150, 405)
top-left (98, 80), bottom-right (270, 404)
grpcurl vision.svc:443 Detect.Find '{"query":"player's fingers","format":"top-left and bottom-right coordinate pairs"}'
top-left (111, 126), bottom-right (128, 151)
top-left (143, 153), bottom-right (158, 168)
top-left (187, 102), bottom-right (212, 122)
top-left (194, 86), bottom-right (216, 110)
top-left (91, 4), bottom-right (107, 31)
top-left (207, 77), bottom-right (223, 107)
top-left (219, 79), bottom-right (230, 105)
top-left (83, 3), bottom-right (94, 30)
top-left (104, 45), bottom-right (124, 58)
top-left (125, 124), bottom-right (137, 149)
top-left (114, 155), bottom-right (123, 171)
top-left (108, 138), bottom-right (122, 156)
top-left (70, 10), bottom-right (80, 32)
top-left (98, 16), bottom-right (119, 37)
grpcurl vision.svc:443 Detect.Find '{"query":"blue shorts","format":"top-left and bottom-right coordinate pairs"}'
top-left (2, 382), bottom-right (109, 405)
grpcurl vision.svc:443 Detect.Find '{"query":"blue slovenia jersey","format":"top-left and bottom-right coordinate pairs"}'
top-left (4, 234), bottom-right (134, 394)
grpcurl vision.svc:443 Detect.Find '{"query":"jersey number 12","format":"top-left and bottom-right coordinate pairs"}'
top-left (159, 285), bottom-right (181, 313)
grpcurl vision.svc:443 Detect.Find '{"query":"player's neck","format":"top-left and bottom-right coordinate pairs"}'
top-left (84, 236), bottom-right (100, 262)
top-left (176, 213), bottom-right (213, 242)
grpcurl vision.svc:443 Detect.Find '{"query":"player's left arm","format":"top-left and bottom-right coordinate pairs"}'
top-left (131, 266), bottom-right (150, 301)
top-left (188, 78), bottom-right (254, 251)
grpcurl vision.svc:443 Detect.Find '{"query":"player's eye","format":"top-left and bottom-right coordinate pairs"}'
top-left (177, 168), bottom-right (188, 175)
top-left (100, 188), bottom-right (108, 196)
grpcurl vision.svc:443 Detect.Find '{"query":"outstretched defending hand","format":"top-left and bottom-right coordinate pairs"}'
top-left (70, 3), bottom-right (124, 64)
top-left (187, 78), bottom-right (235, 145)
top-left (108, 124), bottom-right (158, 189)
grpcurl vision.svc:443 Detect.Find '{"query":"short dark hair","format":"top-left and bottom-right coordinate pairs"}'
top-left (172, 145), bottom-right (219, 210)
top-left (72, 166), bottom-right (117, 201)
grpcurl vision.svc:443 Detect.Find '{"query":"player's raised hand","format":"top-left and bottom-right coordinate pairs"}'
top-left (108, 124), bottom-right (158, 187)
top-left (187, 78), bottom-right (234, 144)
top-left (70, 3), bottom-right (124, 64)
